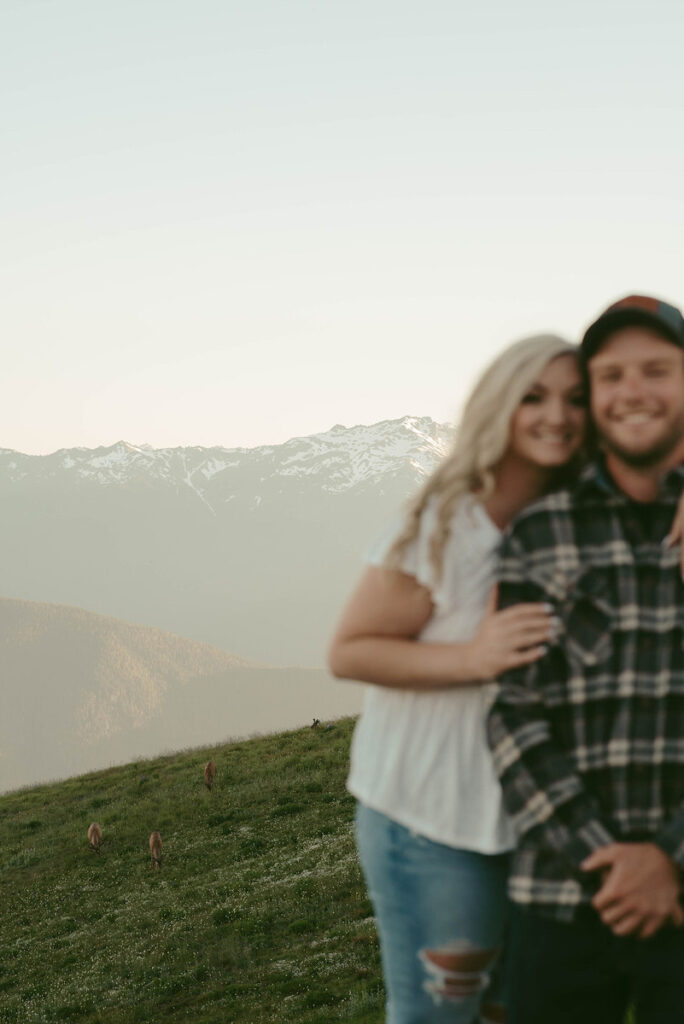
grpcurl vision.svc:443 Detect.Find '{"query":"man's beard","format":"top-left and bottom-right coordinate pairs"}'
top-left (600, 418), bottom-right (684, 468)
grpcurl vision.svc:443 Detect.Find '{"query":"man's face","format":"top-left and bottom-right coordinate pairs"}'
top-left (588, 327), bottom-right (684, 468)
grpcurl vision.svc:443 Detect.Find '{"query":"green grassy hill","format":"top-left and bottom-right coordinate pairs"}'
top-left (0, 718), bottom-right (383, 1024)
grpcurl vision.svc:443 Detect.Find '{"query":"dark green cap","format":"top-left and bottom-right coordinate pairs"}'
top-left (581, 294), bottom-right (684, 361)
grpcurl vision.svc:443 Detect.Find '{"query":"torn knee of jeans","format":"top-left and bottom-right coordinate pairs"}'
top-left (419, 942), bottom-right (500, 1004)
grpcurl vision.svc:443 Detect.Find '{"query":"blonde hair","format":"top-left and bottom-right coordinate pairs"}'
top-left (386, 334), bottom-right (579, 580)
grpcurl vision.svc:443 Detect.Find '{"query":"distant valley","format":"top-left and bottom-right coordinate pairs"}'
top-left (0, 417), bottom-right (451, 792)
top-left (0, 597), bottom-right (363, 793)
top-left (0, 417), bottom-right (451, 666)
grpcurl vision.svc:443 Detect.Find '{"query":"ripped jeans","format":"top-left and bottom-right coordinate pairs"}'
top-left (356, 803), bottom-right (510, 1024)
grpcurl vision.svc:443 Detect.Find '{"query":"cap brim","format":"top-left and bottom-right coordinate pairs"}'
top-left (581, 308), bottom-right (684, 359)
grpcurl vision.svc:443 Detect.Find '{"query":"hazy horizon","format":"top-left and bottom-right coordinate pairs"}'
top-left (1, 417), bottom-right (438, 792)
top-left (1, 412), bottom-right (445, 457)
top-left (0, 415), bottom-right (441, 792)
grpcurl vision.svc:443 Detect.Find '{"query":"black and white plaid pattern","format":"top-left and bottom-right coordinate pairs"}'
top-left (487, 461), bottom-right (684, 921)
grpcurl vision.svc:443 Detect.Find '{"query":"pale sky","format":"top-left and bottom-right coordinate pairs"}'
top-left (3, 0), bottom-right (684, 454)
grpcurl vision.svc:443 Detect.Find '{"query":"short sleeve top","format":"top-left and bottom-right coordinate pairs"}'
top-left (346, 496), bottom-right (516, 852)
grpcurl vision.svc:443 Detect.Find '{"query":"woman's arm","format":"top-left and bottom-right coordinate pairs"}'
top-left (328, 565), bottom-right (552, 690)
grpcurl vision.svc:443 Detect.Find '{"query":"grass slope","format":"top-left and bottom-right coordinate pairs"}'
top-left (0, 718), bottom-right (383, 1024)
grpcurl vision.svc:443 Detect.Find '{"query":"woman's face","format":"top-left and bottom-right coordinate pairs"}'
top-left (508, 354), bottom-right (587, 468)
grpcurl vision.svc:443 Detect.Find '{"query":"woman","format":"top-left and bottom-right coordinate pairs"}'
top-left (328, 334), bottom-right (587, 1024)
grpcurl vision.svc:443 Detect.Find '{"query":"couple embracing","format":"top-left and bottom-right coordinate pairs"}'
top-left (329, 294), bottom-right (684, 1024)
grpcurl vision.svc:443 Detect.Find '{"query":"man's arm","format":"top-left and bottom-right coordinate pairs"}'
top-left (486, 529), bottom-right (616, 870)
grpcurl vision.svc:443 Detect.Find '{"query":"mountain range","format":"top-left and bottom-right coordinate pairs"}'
top-left (0, 417), bottom-right (452, 665)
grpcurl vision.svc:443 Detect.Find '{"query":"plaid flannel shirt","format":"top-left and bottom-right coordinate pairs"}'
top-left (487, 460), bottom-right (684, 922)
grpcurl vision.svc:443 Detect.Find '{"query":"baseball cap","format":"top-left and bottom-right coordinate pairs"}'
top-left (581, 294), bottom-right (684, 361)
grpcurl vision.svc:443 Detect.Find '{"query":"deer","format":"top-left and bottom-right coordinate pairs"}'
top-left (87, 822), bottom-right (103, 854)
top-left (149, 831), bottom-right (162, 871)
top-left (203, 760), bottom-right (216, 791)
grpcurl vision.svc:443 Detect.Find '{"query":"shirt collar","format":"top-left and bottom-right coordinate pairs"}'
top-left (575, 456), bottom-right (684, 501)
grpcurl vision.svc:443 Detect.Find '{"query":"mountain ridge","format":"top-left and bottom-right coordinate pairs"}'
top-left (0, 416), bottom-right (453, 502)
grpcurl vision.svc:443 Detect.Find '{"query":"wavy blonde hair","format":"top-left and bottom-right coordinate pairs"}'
top-left (386, 334), bottom-right (580, 580)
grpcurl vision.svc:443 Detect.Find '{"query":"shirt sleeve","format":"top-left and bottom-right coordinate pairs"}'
top-left (364, 502), bottom-right (439, 595)
top-left (654, 810), bottom-right (684, 868)
top-left (486, 528), bottom-right (616, 870)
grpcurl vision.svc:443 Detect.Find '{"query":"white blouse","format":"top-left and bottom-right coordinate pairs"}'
top-left (346, 496), bottom-right (516, 853)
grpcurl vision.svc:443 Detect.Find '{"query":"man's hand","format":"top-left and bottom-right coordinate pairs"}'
top-left (581, 842), bottom-right (684, 939)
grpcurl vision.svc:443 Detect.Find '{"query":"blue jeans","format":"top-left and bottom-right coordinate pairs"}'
top-left (355, 803), bottom-right (510, 1024)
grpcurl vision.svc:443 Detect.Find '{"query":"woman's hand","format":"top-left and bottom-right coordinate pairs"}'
top-left (664, 492), bottom-right (684, 577)
top-left (464, 585), bottom-right (554, 680)
top-left (329, 569), bottom-right (554, 690)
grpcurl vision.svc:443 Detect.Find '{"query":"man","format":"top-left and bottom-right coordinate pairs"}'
top-left (487, 294), bottom-right (684, 1023)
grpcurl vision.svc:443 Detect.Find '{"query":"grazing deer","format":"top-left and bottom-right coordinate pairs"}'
top-left (88, 822), bottom-right (103, 854)
top-left (204, 760), bottom-right (216, 791)
top-left (149, 831), bottom-right (162, 871)
top-left (311, 718), bottom-right (321, 729)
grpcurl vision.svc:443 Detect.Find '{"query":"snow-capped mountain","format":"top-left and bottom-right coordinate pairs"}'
top-left (0, 417), bottom-right (452, 665)
top-left (0, 416), bottom-right (452, 504)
